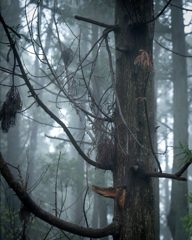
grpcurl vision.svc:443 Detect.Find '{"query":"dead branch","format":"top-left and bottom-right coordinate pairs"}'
top-left (143, 171), bottom-right (186, 181)
top-left (92, 185), bottom-right (126, 211)
top-left (175, 158), bottom-right (192, 177)
top-left (75, 15), bottom-right (119, 30)
top-left (0, 14), bottom-right (112, 171)
top-left (131, 159), bottom-right (192, 181)
top-left (77, 35), bottom-right (113, 121)
top-left (142, 73), bottom-right (162, 172)
top-left (154, 39), bottom-right (192, 58)
top-left (44, 134), bottom-right (94, 146)
top-left (0, 153), bottom-right (119, 238)
top-left (83, 186), bottom-right (90, 229)
top-left (54, 152), bottom-right (61, 217)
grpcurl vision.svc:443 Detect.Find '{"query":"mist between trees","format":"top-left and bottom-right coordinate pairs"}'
top-left (0, 1), bottom-right (192, 240)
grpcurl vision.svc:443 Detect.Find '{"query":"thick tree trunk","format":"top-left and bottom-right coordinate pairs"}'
top-left (113, 1), bottom-right (156, 239)
top-left (168, 1), bottom-right (188, 239)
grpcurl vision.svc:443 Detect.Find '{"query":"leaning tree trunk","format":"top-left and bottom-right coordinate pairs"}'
top-left (113, 1), bottom-right (156, 239)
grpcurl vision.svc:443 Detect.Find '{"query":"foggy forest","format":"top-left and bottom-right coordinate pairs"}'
top-left (0, 0), bottom-right (192, 239)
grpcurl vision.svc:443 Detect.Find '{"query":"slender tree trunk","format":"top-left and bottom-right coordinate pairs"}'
top-left (113, 1), bottom-right (156, 239)
top-left (168, 1), bottom-right (188, 239)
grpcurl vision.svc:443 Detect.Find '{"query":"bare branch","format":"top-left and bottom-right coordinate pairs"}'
top-left (83, 186), bottom-right (90, 230)
top-left (0, 14), bottom-right (111, 171)
top-left (0, 153), bottom-right (119, 238)
top-left (143, 74), bottom-right (162, 172)
top-left (75, 15), bottom-right (119, 30)
top-left (131, 158), bottom-right (192, 181)
top-left (54, 152), bottom-right (61, 217)
top-left (154, 39), bottom-right (192, 58)
top-left (175, 159), bottom-right (192, 177)
top-left (44, 134), bottom-right (94, 146)
top-left (142, 171), bottom-right (187, 181)
top-left (146, 0), bottom-right (173, 23)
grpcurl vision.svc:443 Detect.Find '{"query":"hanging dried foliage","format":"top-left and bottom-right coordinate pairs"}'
top-left (0, 86), bottom-right (22, 133)
top-left (134, 49), bottom-right (153, 71)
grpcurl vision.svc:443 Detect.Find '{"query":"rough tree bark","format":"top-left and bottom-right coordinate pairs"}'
top-left (113, 1), bottom-right (156, 239)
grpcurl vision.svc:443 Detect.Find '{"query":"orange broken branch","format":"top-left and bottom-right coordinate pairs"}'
top-left (92, 185), bottom-right (126, 211)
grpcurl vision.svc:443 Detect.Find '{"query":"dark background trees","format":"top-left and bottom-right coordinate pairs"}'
top-left (0, 0), bottom-right (192, 239)
top-left (168, 1), bottom-right (188, 239)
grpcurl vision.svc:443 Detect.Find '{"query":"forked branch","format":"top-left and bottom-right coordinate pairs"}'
top-left (131, 158), bottom-right (192, 181)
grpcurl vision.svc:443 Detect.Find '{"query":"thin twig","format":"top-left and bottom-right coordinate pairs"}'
top-left (154, 39), bottom-right (192, 58)
top-left (54, 152), bottom-right (61, 217)
top-left (105, 36), bottom-right (152, 153)
top-left (20, 101), bottom-right (36, 113)
top-left (83, 163), bottom-right (92, 240)
top-left (83, 187), bottom-right (90, 228)
top-left (45, 134), bottom-right (94, 146)
top-left (143, 73), bottom-right (162, 172)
